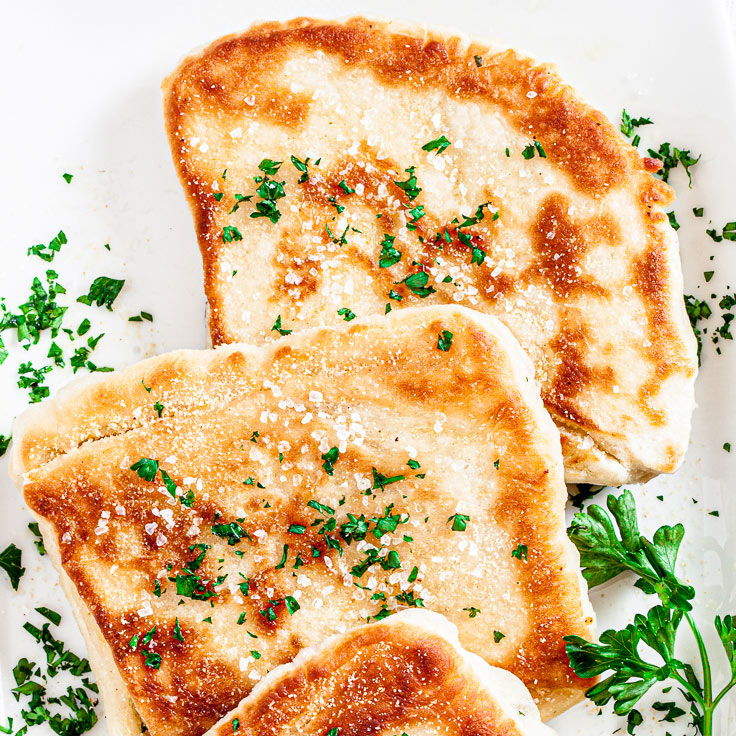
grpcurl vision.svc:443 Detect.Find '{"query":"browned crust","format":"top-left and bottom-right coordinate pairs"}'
top-left (17, 307), bottom-right (594, 735)
top-left (207, 615), bottom-right (534, 736)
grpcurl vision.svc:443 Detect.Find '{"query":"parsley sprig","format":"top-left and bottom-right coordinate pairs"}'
top-left (565, 490), bottom-right (735, 735)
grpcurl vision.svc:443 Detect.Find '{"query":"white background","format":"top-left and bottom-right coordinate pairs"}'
top-left (1, 1), bottom-right (735, 734)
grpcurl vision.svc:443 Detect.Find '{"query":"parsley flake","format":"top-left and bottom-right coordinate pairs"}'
top-left (77, 276), bottom-right (125, 310)
top-left (437, 330), bottom-right (453, 351)
top-left (421, 135), bottom-right (451, 154)
top-left (271, 315), bottom-right (292, 335)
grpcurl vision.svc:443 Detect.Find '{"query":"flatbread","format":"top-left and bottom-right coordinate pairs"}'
top-left (202, 609), bottom-right (556, 736)
top-left (163, 16), bottom-right (698, 486)
top-left (11, 306), bottom-right (594, 735)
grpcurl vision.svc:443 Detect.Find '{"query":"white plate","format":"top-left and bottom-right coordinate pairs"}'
top-left (1, 1), bottom-right (735, 734)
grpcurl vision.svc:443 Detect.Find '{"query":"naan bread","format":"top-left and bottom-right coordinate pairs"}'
top-left (11, 306), bottom-right (594, 735)
top-left (203, 609), bottom-right (557, 736)
top-left (163, 16), bottom-right (698, 486)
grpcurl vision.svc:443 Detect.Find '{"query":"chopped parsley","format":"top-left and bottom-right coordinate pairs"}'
top-left (290, 155), bottom-right (311, 183)
top-left (27, 230), bottom-right (67, 262)
top-left (395, 271), bottom-right (436, 298)
top-left (474, 55), bottom-right (483, 67)
top-left (11, 610), bottom-right (99, 735)
top-left (522, 141), bottom-right (546, 159)
top-left (338, 180), bottom-right (355, 194)
top-left (128, 310), bottom-right (153, 323)
top-left (28, 522), bottom-right (46, 556)
top-left (321, 446), bottom-right (340, 476)
top-left (421, 135), bottom-right (451, 154)
top-left (463, 606), bottom-right (481, 618)
top-left (511, 543), bottom-right (528, 561)
top-left (706, 222), bottom-right (736, 243)
top-left (371, 468), bottom-right (405, 491)
top-left (437, 330), bottom-right (453, 351)
top-left (393, 166), bottom-right (422, 200)
top-left (222, 225), bottom-right (243, 243)
top-left (77, 276), bottom-right (125, 310)
top-left (647, 141), bottom-right (700, 187)
top-left (211, 521), bottom-right (252, 546)
top-left (337, 307), bottom-right (356, 321)
top-left (0, 543), bottom-right (24, 590)
top-left (447, 513), bottom-right (469, 532)
top-left (493, 630), bottom-right (506, 643)
top-left (378, 233), bottom-right (402, 268)
top-left (251, 159), bottom-right (286, 223)
top-left (620, 109), bottom-right (653, 140)
top-left (62, 173), bottom-right (74, 183)
top-left (130, 457), bottom-right (159, 482)
top-left (684, 294), bottom-right (712, 362)
top-left (258, 159), bottom-right (282, 176)
top-left (271, 315), bottom-right (292, 335)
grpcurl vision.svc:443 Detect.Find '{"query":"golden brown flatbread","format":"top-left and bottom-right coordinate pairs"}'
top-left (203, 610), bottom-right (557, 736)
top-left (11, 306), bottom-right (594, 735)
top-left (163, 16), bottom-right (697, 485)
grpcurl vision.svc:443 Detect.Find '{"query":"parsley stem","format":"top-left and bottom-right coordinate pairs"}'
top-left (686, 612), bottom-right (713, 704)
top-left (711, 675), bottom-right (736, 711)
top-left (670, 669), bottom-right (706, 710)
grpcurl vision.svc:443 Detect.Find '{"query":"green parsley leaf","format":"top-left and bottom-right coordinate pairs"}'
top-left (437, 330), bottom-right (453, 351)
top-left (290, 155), bottom-right (310, 183)
top-left (258, 159), bottom-right (282, 176)
top-left (463, 606), bottom-right (481, 618)
top-left (567, 489), bottom-right (694, 610)
top-left (222, 225), bottom-right (243, 243)
top-left (647, 142), bottom-right (700, 187)
top-left (371, 468), bottom-right (405, 491)
top-left (130, 457), bottom-right (159, 482)
top-left (143, 651), bottom-right (161, 669)
top-left (28, 230), bottom-right (67, 262)
top-left (338, 180), bottom-right (355, 194)
top-left (211, 521), bottom-right (252, 546)
top-left (620, 110), bottom-right (653, 139)
top-left (337, 307), bottom-right (357, 321)
top-left (493, 630), bottom-right (505, 643)
top-left (284, 595), bottom-right (300, 614)
top-left (62, 173), bottom-right (74, 183)
top-left (271, 315), bottom-right (292, 335)
top-left (511, 543), bottom-right (528, 561)
top-left (0, 543), bottom-right (24, 590)
top-left (275, 544), bottom-right (289, 569)
top-left (448, 513), bottom-right (469, 531)
top-left (321, 446), bottom-right (340, 475)
top-left (378, 233), bottom-right (402, 268)
top-left (77, 276), bottom-right (125, 310)
top-left (396, 271), bottom-right (436, 298)
top-left (393, 166), bottom-right (422, 200)
top-left (684, 294), bottom-right (712, 364)
top-left (421, 135), bottom-right (451, 154)
top-left (28, 522), bottom-right (46, 556)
